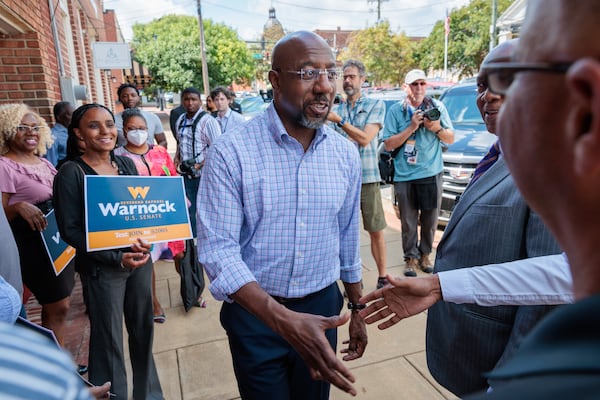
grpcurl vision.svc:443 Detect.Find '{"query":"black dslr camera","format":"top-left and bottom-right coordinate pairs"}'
top-left (419, 105), bottom-right (441, 121)
top-left (178, 159), bottom-right (197, 177)
top-left (417, 96), bottom-right (441, 121)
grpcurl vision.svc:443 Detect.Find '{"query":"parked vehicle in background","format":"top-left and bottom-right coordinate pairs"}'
top-left (239, 95), bottom-right (270, 121)
top-left (426, 78), bottom-right (454, 99)
top-left (366, 88), bottom-right (406, 113)
top-left (438, 81), bottom-right (496, 226)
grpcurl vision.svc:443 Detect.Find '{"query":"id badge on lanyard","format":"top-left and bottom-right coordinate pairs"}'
top-left (404, 105), bottom-right (418, 164)
top-left (405, 138), bottom-right (417, 164)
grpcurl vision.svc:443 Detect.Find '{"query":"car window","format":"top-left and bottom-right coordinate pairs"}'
top-left (440, 91), bottom-right (484, 124)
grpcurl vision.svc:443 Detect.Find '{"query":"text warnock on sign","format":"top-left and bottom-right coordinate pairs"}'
top-left (84, 175), bottom-right (192, 251)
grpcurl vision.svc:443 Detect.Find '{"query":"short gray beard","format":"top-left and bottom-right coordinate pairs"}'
top-left (344, 86), bottom-right (356, 97)
top-left (299, 113), bottom-right (326, 129)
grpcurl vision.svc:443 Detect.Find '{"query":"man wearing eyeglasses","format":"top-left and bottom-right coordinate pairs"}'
top-left (382, 70), bottom-right (454, 277)
top-left (197, 31), bottom-right (366, 399)
top-left (327, 59), bottom-right (389, 290)
top-left (463, 1), bottom-right (600, 397)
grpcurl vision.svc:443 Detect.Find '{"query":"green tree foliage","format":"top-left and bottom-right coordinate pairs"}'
top-left (414, 0), bottom-right (513, 79)
top-left (340, 21), bottom-right (414, 86)
top-left (131, 15), bottom-right (254, 92)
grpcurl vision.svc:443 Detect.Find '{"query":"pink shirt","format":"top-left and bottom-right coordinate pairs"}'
top-left (0, 156), bottom-right (55, 205)
top-left (113, 145), bottom-right (177, 177)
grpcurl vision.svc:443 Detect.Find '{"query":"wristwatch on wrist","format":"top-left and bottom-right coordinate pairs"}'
top-left (347, 302), bottom-right (366, 311)
top-left (337, 118), bottom-right (347, 128)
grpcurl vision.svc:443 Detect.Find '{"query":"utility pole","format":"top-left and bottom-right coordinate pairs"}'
top-left (196, 0), bottom-right (210, 97)
top-left (490, 0), bottom-right (498, 51)
top-left (367, 0), bottom-right (389, 22)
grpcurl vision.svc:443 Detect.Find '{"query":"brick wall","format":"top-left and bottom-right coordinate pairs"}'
top-left (0, 0), bottom-right (116, 123)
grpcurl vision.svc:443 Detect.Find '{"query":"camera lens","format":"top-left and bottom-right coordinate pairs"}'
top-left (424, 108), bottom-right (441, 121)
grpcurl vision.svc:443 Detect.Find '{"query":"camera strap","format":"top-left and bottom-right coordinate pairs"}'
top-left (178, 110), bottom-right (208, 160)
top-left (420, 96), bottom-right (435, 110)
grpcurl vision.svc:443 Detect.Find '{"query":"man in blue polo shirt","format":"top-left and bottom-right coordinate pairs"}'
top-left (382, 70), bottom-right (454, 277)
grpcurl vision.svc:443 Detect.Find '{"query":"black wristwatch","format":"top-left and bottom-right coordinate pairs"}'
top-left (347, 302), bottom-right (366, 311)
top-left (337, 118), bottom-right (347, 128)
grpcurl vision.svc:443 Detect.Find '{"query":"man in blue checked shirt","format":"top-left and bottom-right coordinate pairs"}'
top-left (175, 86), bottom-right (222, 238)
top-left (197, 31), bottom-right (367, 399)
top-left (328, 59), bottom-right (389, 290)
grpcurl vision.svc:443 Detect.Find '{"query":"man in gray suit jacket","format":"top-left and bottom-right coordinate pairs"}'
top-left (424, 40), bottom-right (562, 396)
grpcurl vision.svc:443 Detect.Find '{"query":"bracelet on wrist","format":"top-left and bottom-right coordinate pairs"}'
top-left (337, 118), bottom-right (347, 128)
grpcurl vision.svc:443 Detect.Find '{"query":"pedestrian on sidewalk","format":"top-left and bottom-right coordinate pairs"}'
top-left (197, 31), bottom-right (367, 399)
top-left (0, 103), bottom-right (75, 346)
top-left (210, 86), bottom-right (245, 134)
top-left (327, 59), bottom-right (388, 289)
top-left (360, 40), bottom-right (562, 397)
top-left (54, 104), bottom-right (163, 400)
top-left (45, 101), bottom-right (74, 167)
top-left (174, 87), bottom-right (221, 238)
top-left (114, 108), bottom-right (185, 324)
top-left (115, 83), bottom-right (167, 148)
top-left (381, 69), bottom-right (454, 277)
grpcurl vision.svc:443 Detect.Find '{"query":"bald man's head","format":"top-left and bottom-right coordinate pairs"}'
top-left (482, 39), bottom-right (518, 66)
top-left (267, 31), bottom-right (336, 134)
top-left (271, 31), bottom-right (332, 71)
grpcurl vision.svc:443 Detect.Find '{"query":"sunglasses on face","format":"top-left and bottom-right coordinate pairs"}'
top-left (481, 61), bottom-right (572, 95)
top-left (410, 82), bottom-right (427, 87)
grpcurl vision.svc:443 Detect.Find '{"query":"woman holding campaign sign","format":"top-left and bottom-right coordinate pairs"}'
top-left (114, 107), bottom-right (185, 324)
top-left (0, 103), bottom-right (75, 346)
top-left (53, 103), bottom-right (163, 400)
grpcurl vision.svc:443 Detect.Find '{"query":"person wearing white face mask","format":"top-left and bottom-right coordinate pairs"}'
top-left (114, 108), bottom-right (185, 324)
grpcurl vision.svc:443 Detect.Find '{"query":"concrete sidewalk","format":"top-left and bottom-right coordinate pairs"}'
top-left (145, 196), bottom-right (453, 400)
top-left (25, 105), bottom-right (457, 399)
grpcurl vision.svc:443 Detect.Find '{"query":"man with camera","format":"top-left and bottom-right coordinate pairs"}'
top-left (382, 69), bottom-right (454, 277)
top-left (175, 87), bottom-right (222, 237)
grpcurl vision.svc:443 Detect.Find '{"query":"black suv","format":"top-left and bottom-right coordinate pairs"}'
top-left (438, 81), bottom-right (496, 226)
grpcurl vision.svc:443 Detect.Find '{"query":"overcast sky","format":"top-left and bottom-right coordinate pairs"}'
top-left (103, 0), bottom-right (472, 42)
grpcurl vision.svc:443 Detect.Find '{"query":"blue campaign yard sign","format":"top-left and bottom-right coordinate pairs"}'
top-left (84, 175), bottom-right (192, 251)
top-left (40, 209), bottom-right (75, 275)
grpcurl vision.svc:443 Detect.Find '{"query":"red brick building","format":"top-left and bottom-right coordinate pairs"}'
top-left (0, 0), bottom-right (125, 123)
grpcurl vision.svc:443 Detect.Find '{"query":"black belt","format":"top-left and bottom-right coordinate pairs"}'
top-left (270, 283), bottom-right (335, 304)
top-left (272, 295), bottom-right (307, 304)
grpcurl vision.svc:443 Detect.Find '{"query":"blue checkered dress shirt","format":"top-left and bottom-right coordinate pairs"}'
top-left (197, 103), bottom-right (363, 301)
top-left (333, 95), bottom-right (386, 184)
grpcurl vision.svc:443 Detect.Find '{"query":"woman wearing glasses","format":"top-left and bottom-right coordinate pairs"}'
top-left (0, 103), bottom-right (75, 345)
top-left (53, 104), bottom-right (163, 399)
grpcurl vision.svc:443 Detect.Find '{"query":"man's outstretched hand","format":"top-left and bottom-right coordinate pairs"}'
top-left (358, 274), bottom-right (442, 330)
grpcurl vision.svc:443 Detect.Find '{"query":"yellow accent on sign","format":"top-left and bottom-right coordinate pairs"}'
top-left (127, 186), bottom-right (150, 199)
top-left (87, 223), bottom-right (192, 251)
top-left (53, 245), bottom-right (76, 275)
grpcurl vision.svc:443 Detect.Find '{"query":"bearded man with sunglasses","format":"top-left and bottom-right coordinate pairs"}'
top-left (382, 70), bottom-right (454, 277)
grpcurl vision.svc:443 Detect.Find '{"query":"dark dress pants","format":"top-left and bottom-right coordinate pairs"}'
top-left (83, 261), bottom-right (163, 400)
top-left (220, 283), bottom-right (343, 400)
top-left (184, 176), bottom-right (200, 237)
